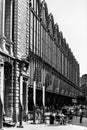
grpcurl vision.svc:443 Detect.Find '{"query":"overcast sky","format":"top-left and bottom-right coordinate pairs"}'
top-left (45, 0), bottom-right (87, 77)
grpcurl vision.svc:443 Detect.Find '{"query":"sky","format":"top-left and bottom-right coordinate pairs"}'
top-left (45, 0), bottom-right (87, 77)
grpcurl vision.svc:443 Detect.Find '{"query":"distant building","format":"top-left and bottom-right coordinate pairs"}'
top-left (80, 74), bottom-right (87, 97)
top-left (0, 0), bottom-right (82, 122)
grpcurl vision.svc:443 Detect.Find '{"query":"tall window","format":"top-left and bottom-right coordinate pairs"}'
top-left (36, 1), bottom-right (39, 16)
top-left (65, 57), bottom-right (67, 77)
top-left (45, 32), bottom-right (49, 63)
top-left (50, 38), bottom-right (53, 66)
top-left (67, 60), bottom-right (70, 79)
top-left (30, 12), bottom-right (33, 51)
top-left (38, 21), bottom-right (41, 56)
top-left (48, 35), bottom-right (50, 65)
top-left (34, 16), bottom-right (36, 53)
top-left (37, 20), bottom-right (39, 55)
top-left (61, 53), bottom-right (64, 75)
top-left (41, 26), bottom-right (43, 58)
top-left (5, 0), bottom-right (13, 40)
top-left (49, 36), bottom-right (51, 66)
top-left (37, 20), bottom-right (41, 56)
top-left (34, 0), bottom-right (36, 12)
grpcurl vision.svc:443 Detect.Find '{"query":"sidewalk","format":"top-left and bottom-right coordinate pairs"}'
top-left (3, 119), bottom-right (87, 130)
top-left (71, 116), bottom-right (87, 127)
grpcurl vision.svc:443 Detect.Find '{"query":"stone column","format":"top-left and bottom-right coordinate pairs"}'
top-left (0, 57), bottom-right (4, 129)
top-left (42, 84), bottom-right (45, 123)
top-left (43, 85), bottom-right (45, 107)
top-left (13, 61), bottom-right (20, 123)
top-left (0, 0), bottom-right (6, 50)
top-left (26, 80), bottom-right (28, 121)
top-left (17, 73), bottom-right (23, 127)
top-left (10, 0), bottom-right (13, 56)
top-left (33, 81), bottom-right (36, 123)
top-left (10, 64), bottom-right (14, 118)
top-left (10, 0), bottom-right (13, 41)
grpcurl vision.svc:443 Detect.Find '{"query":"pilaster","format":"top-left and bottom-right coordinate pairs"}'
top-left (0, 0), bottom-right (6, 50)
top-left (10, 0), bottom-right (14, 56)
top-left (13, 61), bottom-right (20, 123)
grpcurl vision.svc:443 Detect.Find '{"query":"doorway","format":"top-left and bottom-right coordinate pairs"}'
top-left (4, 62), bottom-right (12, 117)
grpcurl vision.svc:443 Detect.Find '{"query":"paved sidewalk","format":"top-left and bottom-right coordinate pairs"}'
top-left (3, 120), bottom-right (87, 130)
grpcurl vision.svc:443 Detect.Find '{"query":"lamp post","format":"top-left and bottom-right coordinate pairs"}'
top-left (0, 57), bottom-right (4, 130)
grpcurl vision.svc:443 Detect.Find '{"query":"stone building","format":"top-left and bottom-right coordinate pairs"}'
top-left (80, 74), bottom-right (87, 99)
top-left (0, 0), bottom-right (82, 122)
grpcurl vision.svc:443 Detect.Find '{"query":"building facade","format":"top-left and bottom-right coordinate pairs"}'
top-left (0, 0), bottom-right (82, 122)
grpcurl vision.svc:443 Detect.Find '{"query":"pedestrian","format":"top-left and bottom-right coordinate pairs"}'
top-left (75, 106), bottom-right (78, 118)
top-left (50, 112), bottom-right (54, 124)
top-left (55, 111), bottom-right (61, 125)
top-left (79, 106), bottom-right (83, 123)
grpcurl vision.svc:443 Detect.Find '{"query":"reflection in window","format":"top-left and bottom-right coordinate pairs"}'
top-left (34, 0), bottom-right (36, 12)
top-left (31, 0), bottom-right (33, 8)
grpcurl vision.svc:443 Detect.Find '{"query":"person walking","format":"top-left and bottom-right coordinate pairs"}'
top-left (79, 106), bottom-right (83, 123)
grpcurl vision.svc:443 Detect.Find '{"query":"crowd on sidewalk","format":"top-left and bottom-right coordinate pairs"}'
top-left (3, 104), bottom-right (87, 127)
top-left (27, 104), bottom-right (87, 125)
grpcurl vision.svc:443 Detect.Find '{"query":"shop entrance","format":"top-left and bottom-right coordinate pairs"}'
top-left (4, 62), bottom-right (12, 117)
top-left (22, 78), bottom-right (28, 119)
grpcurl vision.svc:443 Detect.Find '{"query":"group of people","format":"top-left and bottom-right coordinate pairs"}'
top-left (35, 105), bottom-right (74, 125)
top-left (50, 104), bottom-right (85, 125)
top-left (54, 110), bottom-right (66, 125)
top-left (30, 104), bottom-right (86, 125)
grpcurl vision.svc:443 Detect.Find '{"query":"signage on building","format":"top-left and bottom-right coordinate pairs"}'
top-left (72, 99), bottom-right (77, 103)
